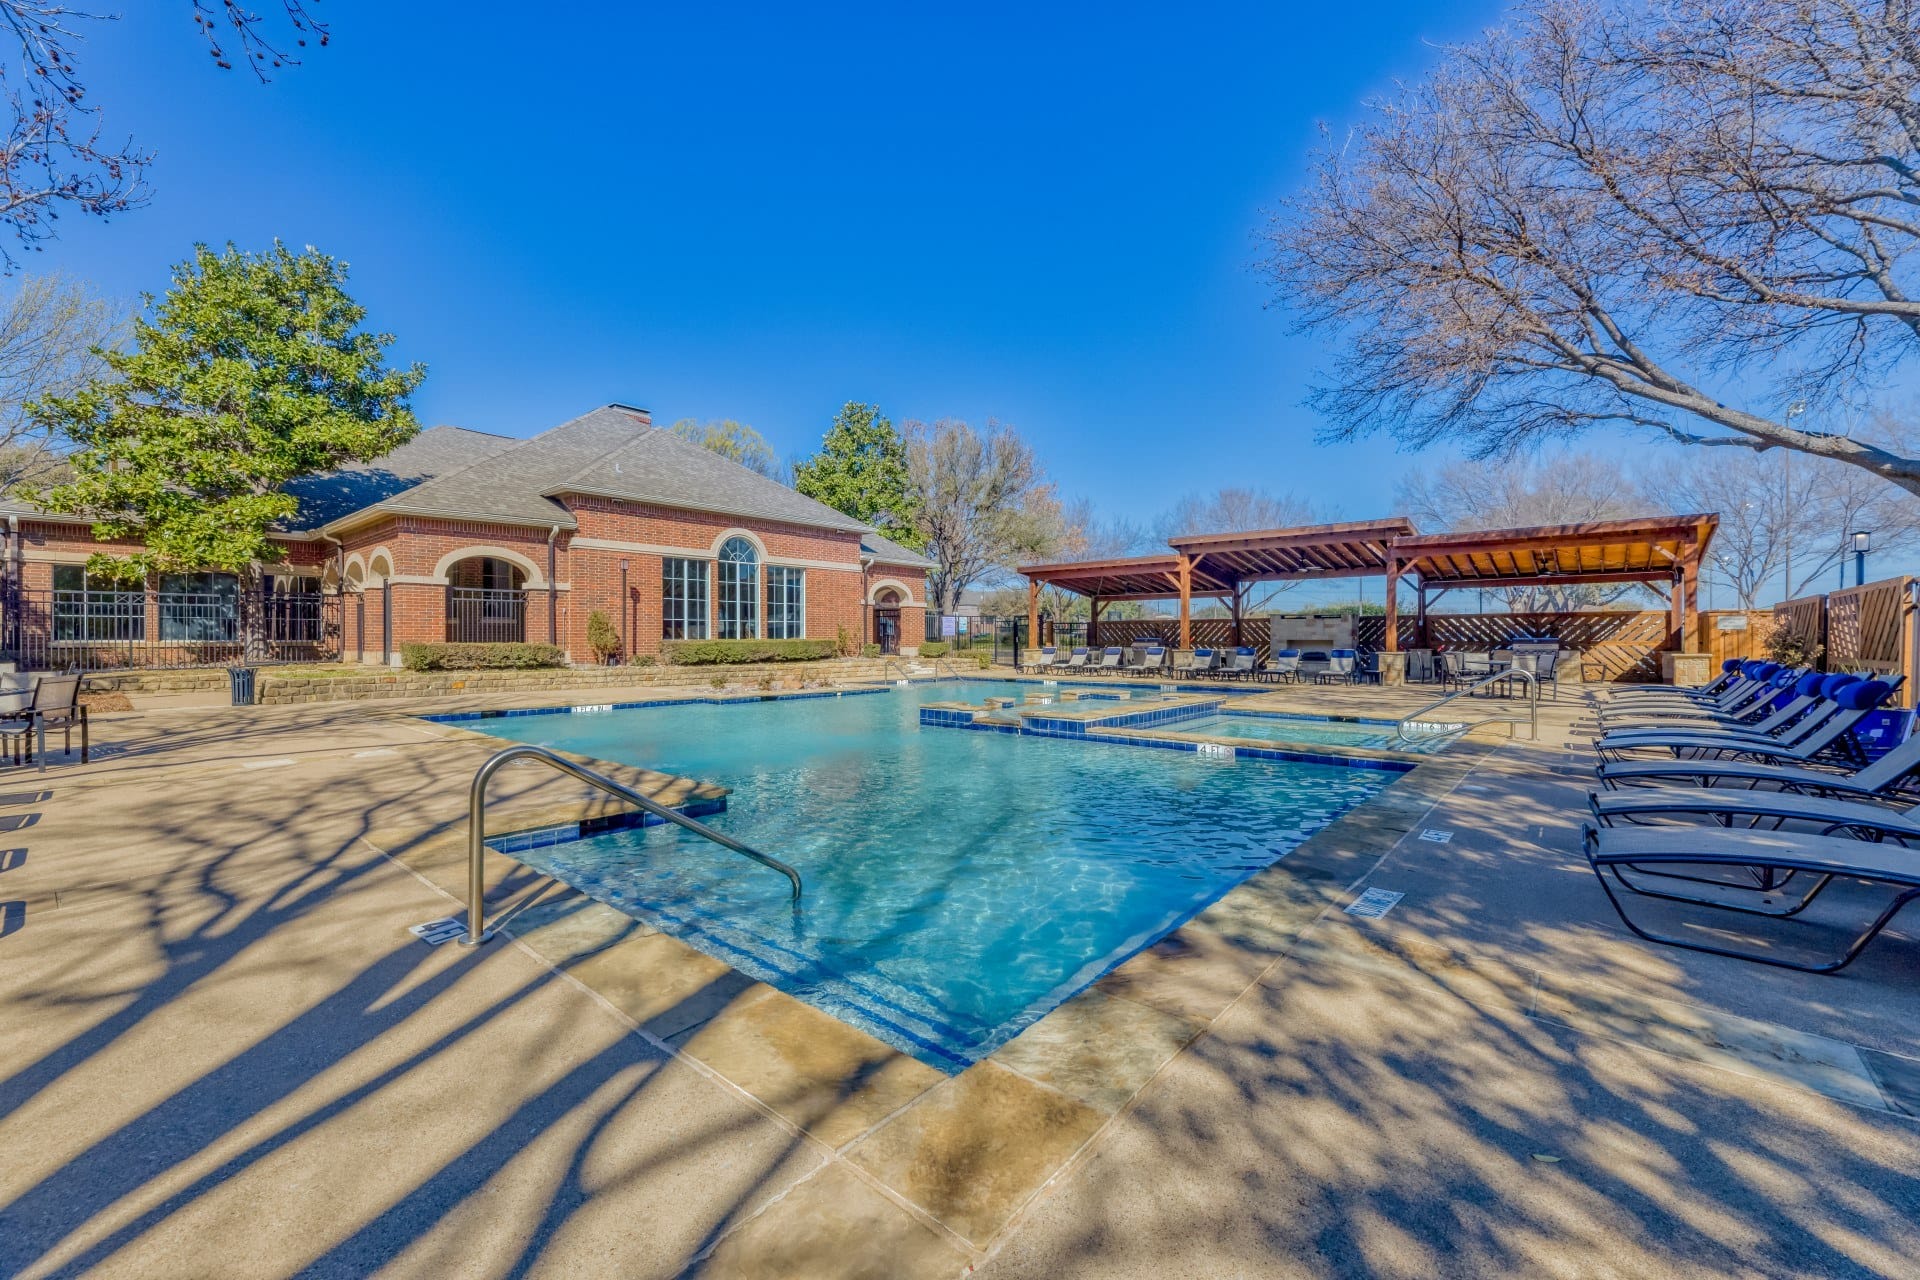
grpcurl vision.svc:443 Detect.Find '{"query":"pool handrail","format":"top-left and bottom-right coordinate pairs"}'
top-left (463, 743), bottom-right (802, 945)
top-left (1394, 666), bottom-right (1539, 743)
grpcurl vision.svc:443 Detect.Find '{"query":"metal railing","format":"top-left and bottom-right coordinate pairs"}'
top-left (464, 744), bottom-right (801, 945)
top-left (3, 586), bottom-right (336, 670)
top-left (1394, 666), bottom-right (1539, 744)
top-left (447, 586), bottom-right (526, 644)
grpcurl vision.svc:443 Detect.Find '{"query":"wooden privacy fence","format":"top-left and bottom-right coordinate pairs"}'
top-left (1089, 608), bottom-right (1776, 682)
top-left (1771, 577), bottom-right (1918, 708)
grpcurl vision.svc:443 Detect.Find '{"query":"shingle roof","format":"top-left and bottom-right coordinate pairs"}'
top-left (279, 425), bottom-right (516, 531)
top-left (556, 420), bottom-right (871, 534)
top-left (861, 530), bottom-right (934, 568)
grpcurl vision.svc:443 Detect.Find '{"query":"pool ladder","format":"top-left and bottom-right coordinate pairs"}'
top-left (1392, 667), bottom-right (1539, 745)
top-left (462, 744), bottom-right (802, 945)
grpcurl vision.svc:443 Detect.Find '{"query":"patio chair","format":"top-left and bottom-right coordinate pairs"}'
top-left (1509, 648), bottom-right (1558, 700)
top-left (1171, 649), bottom-right (1199, 678)
top-left (1264, 649), bottom-right (1301, 684)
top-left (1437, 650), bottom-right (1473, 692)
top-left (4, 672), bottom-right (86, 766)
top-left (1352, 652), bottom-right (1383, 685)
top-left (1582, 822), bottom-right (1920, 972)
top-left (1096, 646), bottom-right (1126, 673)
top-left (1298, 650), bottom-right (1330, 682)
top-left (1606, 657), bottom-right (1752, 706)
top-left (1188, 648), bottom-right (1219, 678)
top-left (1596, 664), bottom-right (1801, 726)
top-left (1059, 647), bottom-right (1092, 671)
top-left (1019, 645), bottom-right (1058, 673)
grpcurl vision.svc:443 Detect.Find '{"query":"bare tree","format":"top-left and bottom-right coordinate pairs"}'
top-left (1026, 495), bottom-right (1150, 620)
top-left (1157, 486), bottom-right (1324, 612)
top-left (905, 418), bottom-right (1055, 614)
top-left (669, 417), bottom-right (784, 481)
top-left (0, 271), bottom-right (116, 490)
top-left (1396, 452), bottom-right (1651, 609)
top-left (0, 3), bottom-right (327, 267)
top-left (1641, 414), bottom-right (1920, 605)
top-left (1265, 0), bottom-right (1920, 495)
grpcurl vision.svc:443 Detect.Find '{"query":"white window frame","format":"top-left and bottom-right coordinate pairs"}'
top-left (662, 556), bottom-right (710, 640)
top-left (766, 565), bottom-right (805, 639)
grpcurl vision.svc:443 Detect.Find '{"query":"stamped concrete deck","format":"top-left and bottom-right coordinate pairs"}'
top-left (2, 674), bottom-right (1918, 1278)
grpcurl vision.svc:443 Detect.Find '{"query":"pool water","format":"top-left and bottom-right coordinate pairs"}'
top-left (1179, 713), bottom-right (1458, 754)
top-left (445, 681), bottom-right (1404, 1070)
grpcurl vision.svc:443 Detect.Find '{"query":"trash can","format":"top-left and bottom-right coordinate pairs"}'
top-left (228, 666), bottom-right (256, 706)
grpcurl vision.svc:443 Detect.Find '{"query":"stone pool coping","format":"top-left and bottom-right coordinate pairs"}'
top-left (365, 694), bottom-right (1499, 1259)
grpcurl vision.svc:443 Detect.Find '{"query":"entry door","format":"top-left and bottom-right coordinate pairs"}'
top-left (874, 608), bottom-right (901, 655)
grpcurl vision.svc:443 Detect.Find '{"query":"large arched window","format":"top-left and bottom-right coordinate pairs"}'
top-left (717, 536), bottom-right (759, 639)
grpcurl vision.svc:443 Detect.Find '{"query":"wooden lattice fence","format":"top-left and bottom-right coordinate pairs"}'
top-left (1825, 578), bottom-right (1914, 683)
top-left (1773, 594), bottom-right (1826, 659)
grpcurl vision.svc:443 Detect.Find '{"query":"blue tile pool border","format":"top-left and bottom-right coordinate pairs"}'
top-left (484, 796), bottom-right (729, 854)
top-left (422, 684), bottom-right (892, 725)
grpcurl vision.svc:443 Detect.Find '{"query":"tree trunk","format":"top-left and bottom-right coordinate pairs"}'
top-left (237, 563), bottom-right (267, 666)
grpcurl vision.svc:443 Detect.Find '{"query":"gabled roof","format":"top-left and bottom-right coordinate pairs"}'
top-left (319, 404), bottom-right (873, 537)
top-left (280, 425), bottom-right (515, 531)
top-left (555, 416), bottom-right (869, 534)
top-left (861, 530), bottom-right (934, 569)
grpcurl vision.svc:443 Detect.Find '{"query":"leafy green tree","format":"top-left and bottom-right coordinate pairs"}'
top-left (670, 417), bottom-right (782, 480)
top-left (35, 241), bottom-right (424, 656)
top-left (793, 401), bottom-right (923, 547)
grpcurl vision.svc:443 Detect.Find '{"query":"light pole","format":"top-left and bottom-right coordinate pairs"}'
top-left (1852, 530), bottom-right (1871, 587)
top-left (1783, 401), bottom-right (1807, 600)
top-left (619, 559), bottom-right (629, 658)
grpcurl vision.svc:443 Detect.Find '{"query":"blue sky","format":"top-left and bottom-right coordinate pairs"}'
top-left (34, 1), bottom-right (1908, 605)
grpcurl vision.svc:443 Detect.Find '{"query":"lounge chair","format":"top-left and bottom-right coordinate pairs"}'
top-left (1059, 647), bottom-right (1091, 671)
top-left (1019, 645), bottom-right (1058, 673)
top-left (1171, 649), bottom-right (1199, 678)
top-left (1582, 823), bottom-right (1920, 972)
top-left (1096, 646), bottom-right (1125, 673)
top-left (1593, 676), bottom-right (1887, 765)
top-left (1588, 773), bottom-right (1920, 837)
top-left (1596, 716), bottom-right (1920, 797)
top-left (1264, 649), bottom-right (1301, 684)
top-left (1132, 646), bottom-right (1169, 677)
top-left (1604, 657), bottom-right (1753, 707)
top-left (1220, 647), bottom-right (1259, 680)
top-left (1595, 671), bottom-right (1835, 743)
top-left (1317, 649), bottom-right (1356, 684)
top-left (1595, 664), bottom-right (1801, 725)
top-left (1188, 648), bottom-right (1219, 678)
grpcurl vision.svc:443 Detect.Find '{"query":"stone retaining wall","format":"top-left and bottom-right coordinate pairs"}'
top-left (80, 669), bottom-right (231, 695)
top-left (253, 656), bottom-right (974, 705)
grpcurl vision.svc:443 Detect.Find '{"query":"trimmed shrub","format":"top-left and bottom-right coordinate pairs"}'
top-left (918, 641), bottom-right (950, 658)
top-left (974, 652), bottom-right (992, 669)
top-left (586, 610), bottom-right (621, 660)
top-left (663, 638), bottom-right (838, 665)
top-left (861, 643), bottom-right (881, 658)
top-left (401, 642), bottom-right (567, 671)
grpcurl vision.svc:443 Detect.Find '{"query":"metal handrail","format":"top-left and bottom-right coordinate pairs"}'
top-left (1395, 666), bottom-right (1539, 743)
top-left (463, 744), bottom-right (802, 945)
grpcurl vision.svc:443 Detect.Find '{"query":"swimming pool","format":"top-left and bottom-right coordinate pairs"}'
top-left (1177, 712), bottom-right (1460, 754)
top-left (439, 681), bottom-right (1407, 1070)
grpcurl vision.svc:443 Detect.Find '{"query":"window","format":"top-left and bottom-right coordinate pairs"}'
top-left (662, 557), bottom-right (709, 640)
top-left (52, 565), bottom-right (144, 642)
top-left (158, 571), bottom-right (239, 642)
top-left (716, 537), bottom-right (759, 640)
top-left (766, 566), bottom-right (804, 639)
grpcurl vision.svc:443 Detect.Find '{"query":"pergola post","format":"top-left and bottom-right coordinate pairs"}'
top-left (1229, 583), bottom-right (1244, 648)
top-left (1177, 554), bottom-right (1193, 649)
top-left (1383, 557), bottom-right (1400, 652)
top-left (1415, 583), bottom-right (1428, 650)
top-left (1682, 543), bottom-right (1701, 651)
top-left (1027, 578), bottom-right (1039, 652)
top-left (1089, 595), bottom-right (1102, 648)
top-left (1668, 570), bottom-right (1684, 650)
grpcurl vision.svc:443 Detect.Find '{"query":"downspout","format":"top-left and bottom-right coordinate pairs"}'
top-left (4, 515), bottom-right (16, 660)
top-left (859, 554), bottom-right (874, 654)
top-left (547, 526), bottom-right (561, 653)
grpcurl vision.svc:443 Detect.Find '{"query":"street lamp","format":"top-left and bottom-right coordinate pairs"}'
top-left (1852, 531), bottom-right (1871, 587)
top-left (619, 559), bottom-right (630, 656)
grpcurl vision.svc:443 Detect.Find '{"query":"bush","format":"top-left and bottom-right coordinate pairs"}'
top-left (834, 623), bottom-right (858, 658)
top-left (1763, 628), bottom-right (1823, 669)
top-left (974, 652), bottom-right (992, 669)
top-left (586, 610), bottom-right (621, 660)
top-left (862, 643), bottom-right (881, 658)
top-left (401, 642), bottom-right (567, 671)
top-left (629, 653), bottom-right (656, 667)
top-left (663, 638), bottom-right (838, 665)
top-left (918, 641), bottom-right (950, 658)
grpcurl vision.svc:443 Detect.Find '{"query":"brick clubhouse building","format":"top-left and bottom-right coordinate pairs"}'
top-left (0, 404), bottom-right (932, 667)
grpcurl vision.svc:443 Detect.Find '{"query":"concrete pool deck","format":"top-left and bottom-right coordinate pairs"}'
top-left (2, 676), bottom-right (1918, 1277)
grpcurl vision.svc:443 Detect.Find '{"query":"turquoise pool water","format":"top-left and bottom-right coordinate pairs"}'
top-left (1180, 713), bottom-right (1458, 754)
top-left (440, 681), bottom-right (1404, 1070)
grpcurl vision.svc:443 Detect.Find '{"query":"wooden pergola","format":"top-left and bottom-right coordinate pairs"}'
top-left (1019, 512), bottom-right (1719, 652)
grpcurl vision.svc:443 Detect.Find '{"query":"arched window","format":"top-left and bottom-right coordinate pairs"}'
top-left (717, 536), bottom-right (759, 639)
